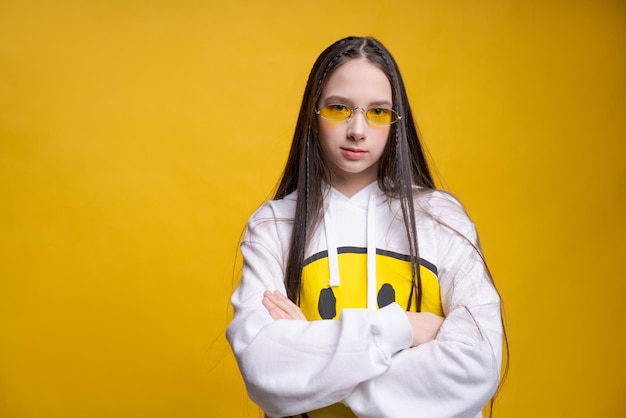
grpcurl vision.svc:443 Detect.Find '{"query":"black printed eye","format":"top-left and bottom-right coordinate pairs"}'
top-left (318, 287), bottom-right (337, 319)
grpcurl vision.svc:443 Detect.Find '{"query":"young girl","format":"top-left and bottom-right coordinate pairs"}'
top-left (227, 36), bottom-right (504, 418)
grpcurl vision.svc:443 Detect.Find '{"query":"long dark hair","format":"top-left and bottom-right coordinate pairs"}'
top-left (274, 36), bottom-right (434, 309)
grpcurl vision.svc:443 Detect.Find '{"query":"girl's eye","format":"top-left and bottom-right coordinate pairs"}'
top-left (367, 108), bottom-right (393, 123)
top-left (324, 104), bottom-right (352, 119)
top-left (318, 104), bottom-right (352, 120)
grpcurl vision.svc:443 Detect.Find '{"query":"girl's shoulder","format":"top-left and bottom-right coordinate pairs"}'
top-left (247, 190), bottom-right (297, 226)
top-left (412, 187), bottom-right (477, 237)
top-left (413, 187), bottom-right (465, 214)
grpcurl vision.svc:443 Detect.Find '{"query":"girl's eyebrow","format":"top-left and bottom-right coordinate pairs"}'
top-left (369, 100), bottom-right (393, 107)
top-left (321, 95), bottom-right (393, 108)
top-left (320, 95), bottom-right (352, 105)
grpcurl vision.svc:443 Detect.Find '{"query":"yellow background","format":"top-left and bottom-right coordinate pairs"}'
top-left (1, 1), bottom-right (624, 417)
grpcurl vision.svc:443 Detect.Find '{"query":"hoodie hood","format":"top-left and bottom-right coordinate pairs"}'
top-left (322, 182), bottom-right (387, 309)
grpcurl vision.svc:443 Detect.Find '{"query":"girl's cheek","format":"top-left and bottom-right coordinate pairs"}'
top-left (319, 119), bottom-right (345, 130)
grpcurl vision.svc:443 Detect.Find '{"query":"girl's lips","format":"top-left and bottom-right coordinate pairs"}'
top-left (341, 147), bottom-right (367, 159)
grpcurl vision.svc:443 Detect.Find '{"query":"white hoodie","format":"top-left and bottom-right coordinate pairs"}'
top-left (226, 182), bottom-right (502, 418)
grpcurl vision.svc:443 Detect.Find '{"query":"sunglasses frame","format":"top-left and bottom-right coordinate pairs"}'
top-left (315, 104), bottom-right (402, 125)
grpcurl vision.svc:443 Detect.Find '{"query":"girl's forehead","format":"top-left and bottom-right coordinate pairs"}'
top-left (320, 59), bottom-right (392, 104)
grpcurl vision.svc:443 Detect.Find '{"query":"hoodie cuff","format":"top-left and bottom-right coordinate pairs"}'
top-left (372, 303), bottom-right (413, 358)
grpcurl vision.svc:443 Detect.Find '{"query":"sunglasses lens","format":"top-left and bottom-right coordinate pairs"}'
top-left (318, 105), bottom-right (352, 120)
top-left (366, 108), bottom-right (398, 124)
top-left (317, 105), bottom-right (400, 124)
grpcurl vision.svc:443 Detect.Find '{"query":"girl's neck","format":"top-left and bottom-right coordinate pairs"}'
top-left (329, 176), bottom-right (377, 198)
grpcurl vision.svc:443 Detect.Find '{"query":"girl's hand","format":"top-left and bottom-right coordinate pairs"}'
top-left (405, 312), bottom-right (444, 347)
top-left (262, 290), bottom-right (306, 321)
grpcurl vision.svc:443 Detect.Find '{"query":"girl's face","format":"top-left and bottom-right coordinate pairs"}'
top-left (317, 59), bottom-right (392, 196)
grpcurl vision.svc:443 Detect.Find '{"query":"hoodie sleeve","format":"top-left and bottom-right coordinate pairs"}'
top-left (226, 203), bottom-right (414, 417)
top-left (344, 195), bottom-right (503, 418)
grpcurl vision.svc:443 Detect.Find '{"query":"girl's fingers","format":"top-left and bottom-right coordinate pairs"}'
top-left (405, 312), bottom-right (444, 347)
top-left (262, 293), bottom-right (284, 320)
top-left (271, 291), bottom-right (306, 320)
top-left (263, 290), bottom-right (306, 320)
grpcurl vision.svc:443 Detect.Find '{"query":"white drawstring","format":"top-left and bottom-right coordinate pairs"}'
top-left (324, 204), bottom-right (341, 287)
top-left (324, 188), bottom-right (378, 310)
top-left (366, 191), bottom-right (377, 309)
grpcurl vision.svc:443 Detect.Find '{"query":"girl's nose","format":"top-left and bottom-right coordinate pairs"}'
top-left (346, 108), bottom-right (368, 141)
